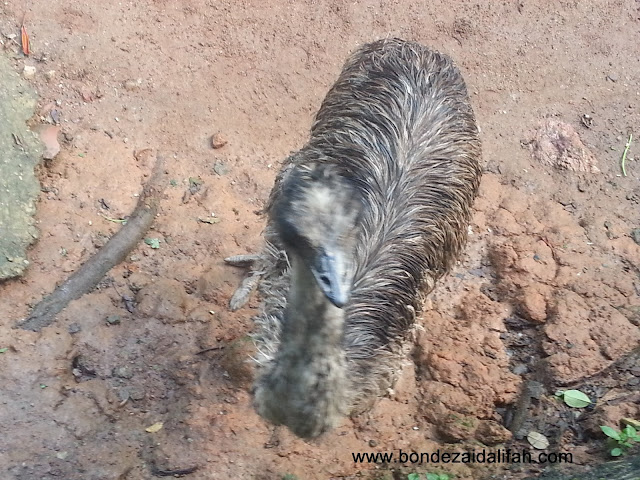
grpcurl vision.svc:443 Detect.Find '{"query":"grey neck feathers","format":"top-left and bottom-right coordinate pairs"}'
top-left (281, 254), bottom-right (345, 348)
top-left (253, 252), bottom-right (350, 438)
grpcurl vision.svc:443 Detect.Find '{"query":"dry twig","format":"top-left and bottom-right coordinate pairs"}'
top-left (18, 153), bottom-right (167, 331)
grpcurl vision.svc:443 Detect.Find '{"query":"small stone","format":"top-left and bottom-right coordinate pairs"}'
top-left (106, 314), bottom-right (121, 325)
top-left (631, 228), bottom-right (640, 246)
top-left (112, 366), bottom-right (133, 379)
top-left (45, 70), bottom-right (56, 81)
top-left (368, 439), bottom-right (378, 447)
top-left (213, 160), bottom-right (230, 176)
top-left (476, 421), bottom-right (512, 445)
top-left (123, 79), bottom-right (141, 92)
top-left (22, 65), bottom-right (36, 79)
top-left (55, 451), bottom-right (69, 460)
top-left (512, 363), bottom-right (528, 375)
top-left (68, 323), bottom-right (81, 334)
top-left (211, 133), bottom-right (227, 149)
top-left (128, 386), bottom-right (146, 401)
top-left (607, 74), bottom-right (618, 82)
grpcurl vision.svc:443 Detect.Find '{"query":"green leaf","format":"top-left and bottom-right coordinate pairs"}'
top-left (407, 474), bottom-right (421, 480)
top-left (0, 347), bottom-right (8, 353)
top-left (144, 238), bottom-right (160, 249)
top-left (610, 447), bottom-right (623, 457)
top-left (600, 425), bottom-right (621, 440)
top-left (426, 474), bottom-right (440, 480)
top-left (562, 389), bottom-right (591, 408)
top-left (438, 475), bottom-right (451, 480)
top-left (623, 425), bottom-right (636, 438)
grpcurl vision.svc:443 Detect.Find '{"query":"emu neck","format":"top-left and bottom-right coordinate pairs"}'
top-left (282, 255), bottom-right (345, 348)
top-left (253, 252), bottom-right (350, 438)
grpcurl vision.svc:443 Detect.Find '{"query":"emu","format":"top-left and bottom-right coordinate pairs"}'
top-left (226, 38), bottom-right (482, 438)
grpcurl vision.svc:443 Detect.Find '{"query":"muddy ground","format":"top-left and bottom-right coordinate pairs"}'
top-left (1, 1), bottom-right (639, 479)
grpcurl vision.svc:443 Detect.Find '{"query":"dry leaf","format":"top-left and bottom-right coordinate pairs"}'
top-left (145, 422), bottom-right (164, 433)
top-left (527, 431), bottom-right (549, 449)
top-left (21, 22), bottom-right (30, 56)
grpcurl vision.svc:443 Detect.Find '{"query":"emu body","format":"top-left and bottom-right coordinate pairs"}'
top-left (231, 38), bottom-right (482, 438)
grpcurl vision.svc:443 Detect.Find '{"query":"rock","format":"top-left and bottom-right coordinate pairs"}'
top-left (45, 70), bottom-right (56, 80)
top-left (22, 65), bottom-right (36, 79)
top-left (112, 366), bottom-right (134, 379)
top-left (475, 420), bottom-right (512, 445)
top-left (68, 323), bottom-right (81, 334)
top-left (211, 133), bottom-right (228, 149)
top-left (0, 54), bottom-right (42, 280)
top-left (526, 119), bottom-right (600, 173)
top-left (631, 228), bottom-right (640, 246)
top-left (106, 314), bottom-right (121, 325)
top-left (512, 363), bottom-right (528, 375)
top-left (120, 385), bottom-right (145, 401)
top-left (519, 285), bottom-right (548, 323)
top-left (213, 159), bottom-right (230, 175)
top-left (123, 79), bottom-right (141, 92)
top-left (437, 414), bottom-right (477, 442)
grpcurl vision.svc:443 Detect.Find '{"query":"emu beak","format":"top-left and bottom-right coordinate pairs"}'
top-left (311, 249), bottom-right (351, 308)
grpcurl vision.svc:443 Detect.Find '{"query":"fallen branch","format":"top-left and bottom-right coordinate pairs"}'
top-left (18, 153), bottom-right (167, 331)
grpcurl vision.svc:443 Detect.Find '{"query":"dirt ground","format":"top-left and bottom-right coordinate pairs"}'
top-left (1, 1), bottom-right (640, 479)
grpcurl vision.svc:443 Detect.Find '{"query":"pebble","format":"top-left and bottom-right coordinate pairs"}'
top-left (112, 366), bottom-right (134, 379)
top-left (68, 323), bottom-right (81, 334)
top-left (631, 228), bottom-right (640, 246)
top-left (22, 65), bottom-right (36, 79)
top-left (128, 386), bottom-right (146, 401)
top-left (123, 79), bottom-right (141, 92)
top-left (512, 363), bottom-right (528, 375)
top-left (106, 314), bottom-right (121, 325)
top-left (213, 160), bottom-right (229, 175)
top-left (211, 133), bottom-right (227, 149)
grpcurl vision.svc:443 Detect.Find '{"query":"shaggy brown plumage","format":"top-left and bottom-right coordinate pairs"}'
top-left (227, 38), bottom-right (482, 438)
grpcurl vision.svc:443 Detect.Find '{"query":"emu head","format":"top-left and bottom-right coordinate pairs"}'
top-left (272, 163), bottom-right (362, 308)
